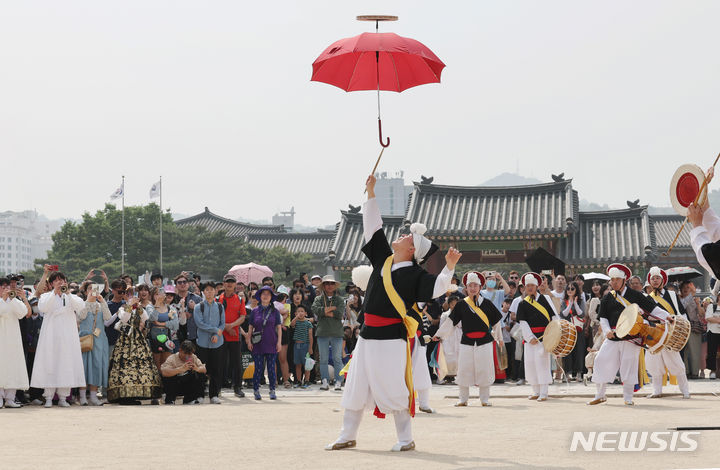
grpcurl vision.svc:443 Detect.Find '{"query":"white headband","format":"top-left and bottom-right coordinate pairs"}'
top-left (608, 267), bottom-right (626, 279)
top-left (410, 223), bottom-right (432, 263)
top-left (465, 272), bottom-right (482, 286)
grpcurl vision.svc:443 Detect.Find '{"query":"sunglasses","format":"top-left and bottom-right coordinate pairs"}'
top-left (176, 280), bottom-right (188, 285)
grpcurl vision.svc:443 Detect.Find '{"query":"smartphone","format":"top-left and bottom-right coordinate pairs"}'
top-left (48, 265), bottom-right (59, 271)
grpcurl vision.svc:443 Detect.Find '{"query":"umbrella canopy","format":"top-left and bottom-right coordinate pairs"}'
top-left (311, 32), bottom-right (445, 92)
top-left (582, 272), bottom-right (610, 282)
top-left (227, 263), bottom-right (273, 286)
top-left (665, 266), bottom-right (702, 283)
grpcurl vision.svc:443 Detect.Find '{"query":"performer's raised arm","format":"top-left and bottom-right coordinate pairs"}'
top-left (362, 174), bottom-right (383, 243)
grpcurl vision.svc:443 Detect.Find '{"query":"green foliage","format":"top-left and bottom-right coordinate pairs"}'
top-left (23, 204), bottom-right (313, 284)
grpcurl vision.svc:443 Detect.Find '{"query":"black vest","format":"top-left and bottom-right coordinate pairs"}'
top-left (516, 294), bottom-right (555, 340)
top-left (599, 287), bottom-right (657, 341)
top-left (359, 230), bottom-right (438, 341)
top-left (449, 296), bottom-right (502, 346)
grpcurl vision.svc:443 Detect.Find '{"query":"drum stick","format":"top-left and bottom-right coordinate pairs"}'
top-left (663, 152), bottom-right (720, 256)
top-left (668, 426), bottom-right (720, 431)
top-left (364, 147), bottom-right (386, 193)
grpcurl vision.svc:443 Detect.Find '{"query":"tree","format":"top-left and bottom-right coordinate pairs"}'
top-left (23, 204), bottom-right (311, 284)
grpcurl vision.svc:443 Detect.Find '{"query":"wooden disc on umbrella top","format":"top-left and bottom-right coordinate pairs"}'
top-left (357, 15), bottom-right (398, 22)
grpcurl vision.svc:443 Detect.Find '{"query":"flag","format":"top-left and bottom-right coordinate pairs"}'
top-left (109, 185), bottom-right (124, 200)
top-left (149, 180), bottom-right (161, 199)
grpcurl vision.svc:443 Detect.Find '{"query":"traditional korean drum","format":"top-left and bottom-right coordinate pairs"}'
top-left (542, 319), bottom-right (577, 357)
top-left (664, 316), bottom-right (691, 352)
top-left (615, 304), bottom-right (691, 354)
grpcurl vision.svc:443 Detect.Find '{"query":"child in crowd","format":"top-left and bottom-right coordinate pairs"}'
top-left (290, 305), bottom-right (314, 388)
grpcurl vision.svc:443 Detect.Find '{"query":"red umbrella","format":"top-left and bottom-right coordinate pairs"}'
top-left (311, 16), bottom-right (445, 148)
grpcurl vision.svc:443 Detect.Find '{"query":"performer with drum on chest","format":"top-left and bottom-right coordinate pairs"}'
top-left (516, 272), bottom-right (559, 402)
top-left (588, 263), bottom-right (673, 406)
top-left (645, 266), bottom-right (691, 399)
top-left (325, 174), bottom-right (461, 452)
top-left (432, 271), bottom-right (503, 407)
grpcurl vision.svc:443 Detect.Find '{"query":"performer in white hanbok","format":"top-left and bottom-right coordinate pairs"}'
top-left (325, 174), bottom-right (460, 452)
top-left (516, 272), bottom-right (559, 401)
top-left (644, 266), bottom-right (690, 399)
top-left (588, 264), bottom-right (671, 406)
top-left (0, 278), bottom-right (30, 408)
top-left (434, 271), bottom-right (502, 406)
top-left (30, 271), bottom-right (86, 407)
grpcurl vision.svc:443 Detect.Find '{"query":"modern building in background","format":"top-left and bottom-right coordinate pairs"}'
top-left (272, 207), bottom-right (295, 230)
top-left (373, 171), bottom-right (413, 216)
top-left (0, 210), bottom-right (59, 274)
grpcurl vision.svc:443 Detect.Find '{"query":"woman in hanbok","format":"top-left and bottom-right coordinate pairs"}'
top-left (145, 287), bottom-right (179, 372)
top-left (76, 281), bottom-right (111, 406)
top-left (107, 297), bottom-right (162, 404)
top-left (0, 279), bottom-right (30, 408)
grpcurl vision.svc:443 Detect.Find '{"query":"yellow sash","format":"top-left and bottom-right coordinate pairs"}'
top-left (524, 295), bottom-right (551, 322)
top-left (650, 292), bottom-right (676, 316)
top-left (382, 255), bottom-right (418, 417)
top-left (649, 292), bottom-right (679, 385)
top-left (464, 296), bottom-right (490, 328)
top-left (611, 290), bottom-right (630, 307)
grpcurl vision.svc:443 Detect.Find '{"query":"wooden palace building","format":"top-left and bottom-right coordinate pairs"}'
top-left (177, 177), bottom-right (700, 285)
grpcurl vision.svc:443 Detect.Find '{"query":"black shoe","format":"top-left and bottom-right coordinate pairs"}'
top-left (234, 387), bottom-right (245, 398)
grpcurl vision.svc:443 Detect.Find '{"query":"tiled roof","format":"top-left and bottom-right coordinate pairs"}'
top-left (558, 207), bottom-right (654, 265)
top-left (651, 214), bottom-right (691, 249)
top-left (404, 181), bottom-right (578, 239)
top-left (330, 211), bottom-right (405, 268)
top-left (175, 207), bottom-right (286, 238)
top-left (246, 232), bottom-right (334, 255)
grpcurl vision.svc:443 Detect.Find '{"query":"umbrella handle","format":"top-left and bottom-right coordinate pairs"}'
top-left (378, 118), bottom-right (390, 148)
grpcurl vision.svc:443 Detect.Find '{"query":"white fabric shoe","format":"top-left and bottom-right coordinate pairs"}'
top-left (0, 398), bottom-right (3, 408)
top-left (4, 400), bottom-right (21, 408)
top-left (711, 372), bottom-right (717, 379)
top-left (89, 396), bottom-right (103, 406)
top-left (334, 383), bottom-right (342, 391)
top-left (79, 396), bottom-right (88, 406)
top-left (210, 397), bottom-right (221, 404)
top-left (31, 399), bottom-right (43, 406)
top-left (320, 379), bottom-right (329, 391)
top-left (58, 400), bottom-right (70, 407)
top-left (44, 400), bottom-right (53, 408)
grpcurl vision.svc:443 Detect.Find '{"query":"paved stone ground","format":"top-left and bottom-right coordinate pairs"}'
top-left (1, 379), bottom-right (719, 469)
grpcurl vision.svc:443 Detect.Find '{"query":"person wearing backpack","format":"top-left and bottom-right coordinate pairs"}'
top-left (194, 282), bottom-right (225, 404)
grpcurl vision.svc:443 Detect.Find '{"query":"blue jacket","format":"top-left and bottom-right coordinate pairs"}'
top-left (194, 300), bottom-right (225, 349)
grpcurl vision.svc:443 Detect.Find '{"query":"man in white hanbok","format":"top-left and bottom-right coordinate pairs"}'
top-left (0, 278), bottom-right (31, 408)
top-left (30, 272), bottom-right (86, 407)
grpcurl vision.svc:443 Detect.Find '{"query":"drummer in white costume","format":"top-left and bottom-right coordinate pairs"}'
top-left (30, 271), bottom-right (86, 407)
top-left (433, 271), bottom-right (502, 407)
top-left (516, 272), bottom-right (559, 401)
top-left (0, 278), bottom-right (31, 408)
top-left (645, 266), bottom-right (690, 399)
top-left (588, 263), bottom-right (672, 406)
top-left (326, 174), bottom-right (460, 452)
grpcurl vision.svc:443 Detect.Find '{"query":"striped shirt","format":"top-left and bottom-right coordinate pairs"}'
top-left (293, 319), bottom-right (312, 342)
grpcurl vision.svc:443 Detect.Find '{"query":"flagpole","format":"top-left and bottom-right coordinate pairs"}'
top-left (121, 175), bottom-right (125, 274)
top-left (159, 176), bottom-right (163, 276)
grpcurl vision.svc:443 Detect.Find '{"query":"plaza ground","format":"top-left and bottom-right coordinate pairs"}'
top-left (2, 380), bottom-right (719, 470)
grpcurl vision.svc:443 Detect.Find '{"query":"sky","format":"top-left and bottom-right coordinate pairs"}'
top-left (2, 1), bottom-right (720, 227)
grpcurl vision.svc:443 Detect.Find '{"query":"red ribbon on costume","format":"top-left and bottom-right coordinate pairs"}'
top-left (364, 313), bottom-right (402, 327)
top-left (466, 331), bottom-right (486, 339)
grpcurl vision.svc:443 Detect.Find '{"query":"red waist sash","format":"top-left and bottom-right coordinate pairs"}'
top-left (530, 326), bottom-right (546, 333)
top-left (364, 313), bottom-right (402, 327)
top-left (466, 331), bottom-right (486, 339)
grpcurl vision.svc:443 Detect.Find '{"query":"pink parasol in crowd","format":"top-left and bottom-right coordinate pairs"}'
top-left (311, 14), bottom-right (444, 174)
top-left (227, 263), bottom-right (274, 285)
